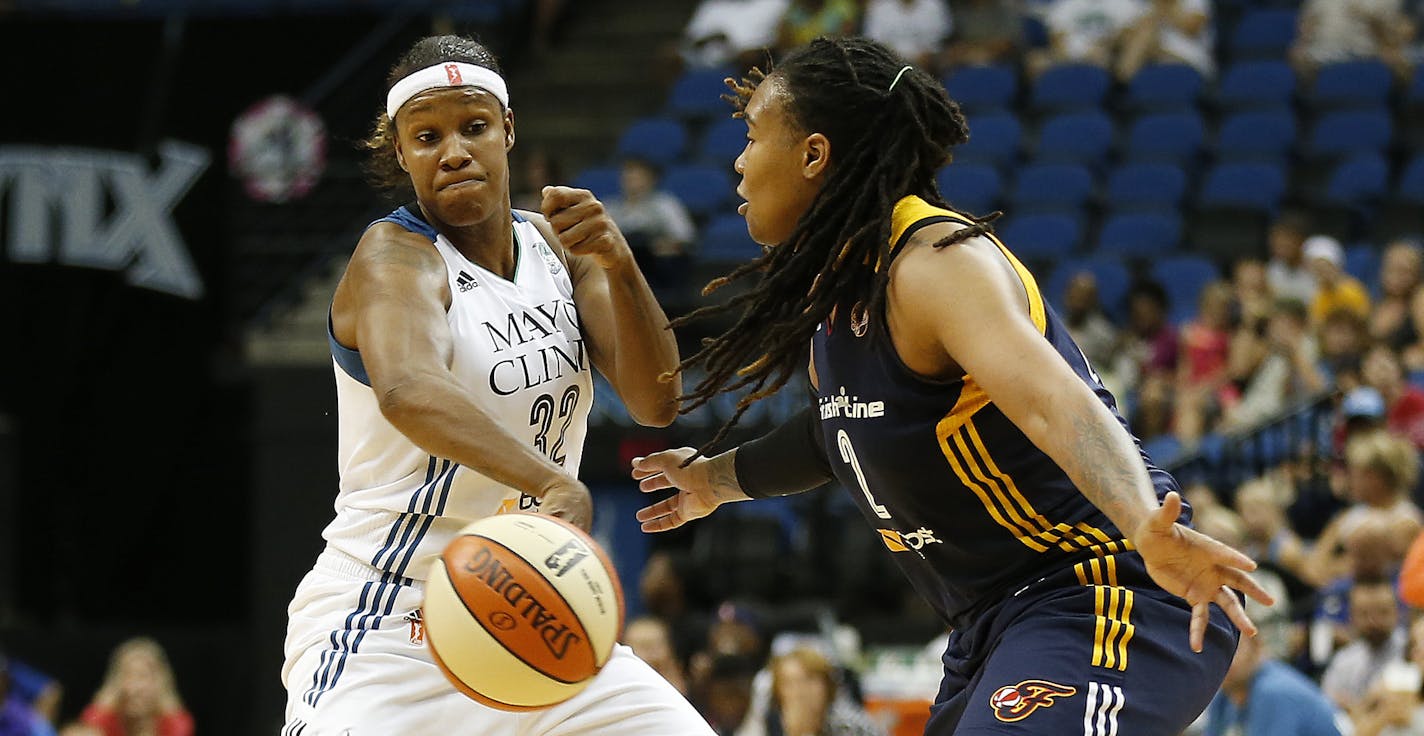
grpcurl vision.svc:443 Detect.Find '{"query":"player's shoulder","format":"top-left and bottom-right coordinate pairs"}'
top-left (887, 222), bottom-right (1017, 317)
top-left (891, 220), bottom-right (996, 281)
top-left (353, 220), bottom-right (447, 279)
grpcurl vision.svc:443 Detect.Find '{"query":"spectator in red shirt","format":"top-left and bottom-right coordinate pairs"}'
top-left (1177, 282), bottom-right (1237, 444)
top-left (1362, 344), bottom-right (1424, 450)
top-left (79, 639), bottom-right (192, 736)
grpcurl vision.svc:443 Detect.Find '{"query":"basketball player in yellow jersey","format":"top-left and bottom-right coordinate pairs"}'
top-left (281, 35), bottom-right (712, 735)
top-left (634, 37), bottom-right (1275, 734)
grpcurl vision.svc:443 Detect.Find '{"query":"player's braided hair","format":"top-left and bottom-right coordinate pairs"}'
top-left (363, 35), bottom-right (504, 190)
top-left (671, 36), bottom-right (997, 457)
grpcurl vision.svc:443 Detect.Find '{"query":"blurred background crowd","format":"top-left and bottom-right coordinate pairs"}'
top-left (3, 0), bottom-right (1424, 734)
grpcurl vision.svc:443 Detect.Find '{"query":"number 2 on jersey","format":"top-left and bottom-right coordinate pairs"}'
top-left (530, 385), bottom-right (581, 465)
top-left (837, 430), bottom-right (891, 519)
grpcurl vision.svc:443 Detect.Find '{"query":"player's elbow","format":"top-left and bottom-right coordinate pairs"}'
top-left (376, 380), bottom-right (429, 427)
top-left (628, 396), bottom-right (679, 428)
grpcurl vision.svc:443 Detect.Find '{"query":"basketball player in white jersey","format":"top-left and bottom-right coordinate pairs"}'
top-left (280, 35), bottom-right (714, 735)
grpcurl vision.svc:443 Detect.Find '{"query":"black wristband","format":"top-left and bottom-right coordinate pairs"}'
top-left (734, 405), bottom-right (834, 499)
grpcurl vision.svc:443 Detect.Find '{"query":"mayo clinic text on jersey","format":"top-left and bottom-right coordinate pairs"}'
top-left (482, 298), bottom-right (588, 396)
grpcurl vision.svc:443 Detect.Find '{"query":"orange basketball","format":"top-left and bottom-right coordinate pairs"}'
top-left (423, 512), bottom-right (625, 711)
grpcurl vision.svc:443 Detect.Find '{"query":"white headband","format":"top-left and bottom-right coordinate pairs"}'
top-left (385, 62), bottom-right (510, 120)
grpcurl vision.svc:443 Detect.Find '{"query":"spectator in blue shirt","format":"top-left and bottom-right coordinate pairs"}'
top-left (1204, 630), bottom-right (1344, 736)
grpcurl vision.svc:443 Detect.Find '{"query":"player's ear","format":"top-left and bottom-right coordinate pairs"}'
top-left (505, 109), bottom-right (516, 152)
top-left (802, 133), bottom-right (829, 180)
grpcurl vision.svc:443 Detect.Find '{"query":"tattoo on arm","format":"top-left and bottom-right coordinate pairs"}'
top-left (1064, 408), bottom-right (1155, 535)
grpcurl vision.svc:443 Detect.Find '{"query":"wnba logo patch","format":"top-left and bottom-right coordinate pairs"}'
top-left (444, 63), bottom-right (463, 85)
top-left (405, 609), bottom-right (425, 647)
top-left (989, 679), bottom-right (1076, 723)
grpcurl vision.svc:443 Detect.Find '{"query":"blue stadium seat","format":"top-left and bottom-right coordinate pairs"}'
top-left (1098, 212), bottom-right (1183, 258)
top-left (1151, 256), bottom-right (1220, 324)
top-left (1398, 155), bottom-right (1424, 203)
top-left (1217, 109), bottom-right (1297, 161)
top-left (615, 117), bottom-right (689, 167)
top-left (943, 64), bottom-right (1017, 112)
top-left (666, 66), bottom-right (737, 119)
top-left (699, 214), bottom-right (760, 263)
top-left (1126, 64), bottom-right (1204, 111)
top-left (698, 117), bottom-right (747, 164)
top-left (1325, 154), bottom-right (1390, 205)
top-left (662, 164), bottom-right (733, 219)
top-left (1125, 112), bottom-right (1205, 165)
top-left (1306, 109), bottom-right (1394, 159)
top-left (1218, 60), bottom-right (1296, 110)
top-left (1036, 111), bottom-right (1115, 166)
top-left (956, 112), bottom-right (1022, 167)
top-left (1229, 9), bottom-right (1298, 59)
top-left (936, 164), bottom-right (1004, 214)
top-left (1310, 60), bottom-right (1395, 109)
top-left (1047, 256), bottom-right (1132, 322)
top-left (1010, 163), bottom-right (1094, 211)
top-left (1030, 64), bottom-right (1112, 111)
top-left (1142, 434), bottom-right (1183, 467)
top-left (999, 213), bottom-right (1082, 260)
top-left (570, 166), bottom-right (620, 200)
top-left (1198, 162), bottom-right (1287, 212)
top-left (1345, 245), bottom-right (1381, 286)
top-left (1106, 163), bottom-right (1187, 210)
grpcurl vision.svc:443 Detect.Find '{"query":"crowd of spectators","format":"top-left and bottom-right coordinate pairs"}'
top-left (676, 0), bottom-right (1420, 80)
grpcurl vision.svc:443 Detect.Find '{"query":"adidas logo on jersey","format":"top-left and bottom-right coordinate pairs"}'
top-left (457, 270), bottom-right (478, 292)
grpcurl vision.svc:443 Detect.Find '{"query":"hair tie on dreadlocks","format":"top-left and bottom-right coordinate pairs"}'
top-left (888, 65), bottom-right (914, 93)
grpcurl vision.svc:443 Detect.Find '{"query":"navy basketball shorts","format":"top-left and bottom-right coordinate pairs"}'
top-left (924, 551), bottom-right (1238, 735)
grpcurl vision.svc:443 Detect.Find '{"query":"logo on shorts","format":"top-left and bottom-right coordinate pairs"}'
top-left (405, 609), bottom-right (425, 647)
top-left (989, 679), bottom-right (1076, 723)
top-left (445, 63), bottom-right (463, 85)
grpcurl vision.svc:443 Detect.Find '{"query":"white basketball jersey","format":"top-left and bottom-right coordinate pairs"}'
top-left (323, 206), bottom-right (592, 583)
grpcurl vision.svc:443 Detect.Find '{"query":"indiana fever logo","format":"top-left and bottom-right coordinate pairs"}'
top-left (989, 679), bottom-right (1077, 723)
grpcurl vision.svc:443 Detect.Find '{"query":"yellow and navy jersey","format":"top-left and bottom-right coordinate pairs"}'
top-left (811, 195), bottom-right (1184, 630)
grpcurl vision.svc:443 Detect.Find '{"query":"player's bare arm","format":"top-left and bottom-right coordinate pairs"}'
top-left (527, 186), bottom-right (681, 427)
top-left (332, 223), bottom-right (591, 528)
top-left (888, 223), bottom-right (1274, 650)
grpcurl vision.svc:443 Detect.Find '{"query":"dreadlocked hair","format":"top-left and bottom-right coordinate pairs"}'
top-left (362, 35), bottom-right (504, 191)
top-left (670, 36), bottom-right (999, 460)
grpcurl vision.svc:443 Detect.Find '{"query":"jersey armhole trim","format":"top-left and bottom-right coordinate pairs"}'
top-left (890, 215), bottom-right (959, 259)
top-left (328, 313), bottom-right (372, 387)
top-left (366, 204), bottom-right (439, 243)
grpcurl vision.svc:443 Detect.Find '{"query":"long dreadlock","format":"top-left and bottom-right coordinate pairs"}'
top-left (670, 36), bottom-right (1000, 459)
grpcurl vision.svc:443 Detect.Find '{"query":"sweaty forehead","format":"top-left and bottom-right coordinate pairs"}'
top-left (400, 86), bottom-right (504, 118)
top-left (746, 76), bottom-right (794, 130)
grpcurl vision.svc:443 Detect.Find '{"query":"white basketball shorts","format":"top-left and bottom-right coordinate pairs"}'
top-left (281, 549), bottom-right (713, 735)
